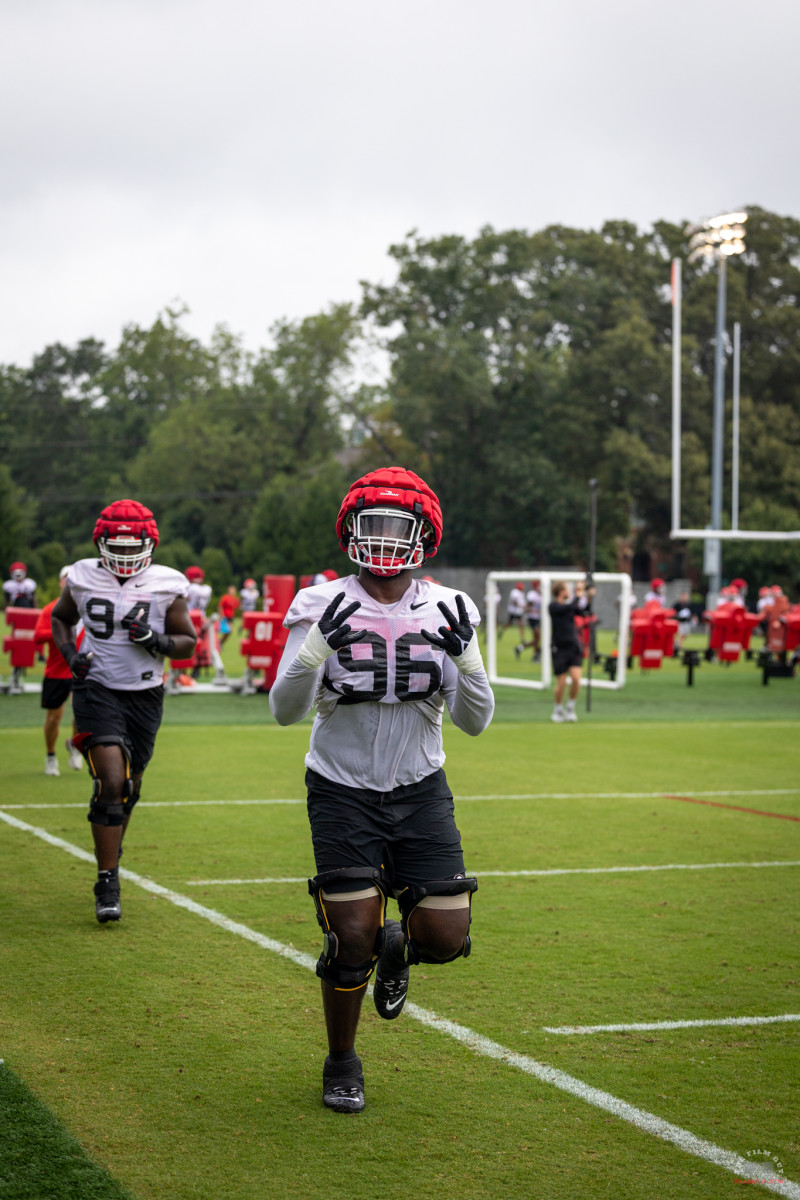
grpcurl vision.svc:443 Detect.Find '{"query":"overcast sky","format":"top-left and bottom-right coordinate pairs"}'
top-left (2, 0), bottom-right (798, 367)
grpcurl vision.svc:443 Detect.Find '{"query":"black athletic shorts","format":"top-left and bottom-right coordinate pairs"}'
top-left (552, 646), bottom-right (584, 676)
top-left (306, 767), bottom-right (466, 892)
top-left (71, 681), bottom-right (164, 774)
top-left (41, 677), bottom-right (72, 710)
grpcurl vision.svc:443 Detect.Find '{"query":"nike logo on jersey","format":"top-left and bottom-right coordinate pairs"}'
top-left (134, 582), bottom-right (147, 587)
top-left (410, 602), bottom-right (426, 610)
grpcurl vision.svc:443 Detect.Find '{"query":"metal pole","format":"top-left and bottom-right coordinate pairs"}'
top-left (732, 321), bottom-right (741, 531)
top-left (585, 479), bottom-right (598, 712)
top-left (710, 254), bottom-right (727, 595)
top-left (671, 258), bottom-right (682, 533)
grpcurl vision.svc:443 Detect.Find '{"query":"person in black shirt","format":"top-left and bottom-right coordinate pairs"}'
top-left (548, 580), bottom-right (595, 723)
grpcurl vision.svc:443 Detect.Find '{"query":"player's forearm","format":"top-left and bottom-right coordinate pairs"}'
top-left (269, 626), bottom-right (321, 725)
top-left (447, 666), bottom-right (495, 736)
top-left (269, 658), bottom-right (320, 724)
top-left (167, 633), bottom-right (197, 659)
top-left (50, 614), bottom-right (75, 655)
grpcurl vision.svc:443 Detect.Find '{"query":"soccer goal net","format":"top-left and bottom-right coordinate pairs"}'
top-left (484, 570), bottom-right (633, 691)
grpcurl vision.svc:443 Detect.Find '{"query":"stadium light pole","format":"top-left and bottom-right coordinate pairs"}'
top-left (686, 211), bottom-right (747, 600)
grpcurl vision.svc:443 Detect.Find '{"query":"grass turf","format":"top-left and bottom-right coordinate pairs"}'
top-left (0, 629), bottom-right (798, 1199)
top-left (0, 1061), bottom-right (136, 1200)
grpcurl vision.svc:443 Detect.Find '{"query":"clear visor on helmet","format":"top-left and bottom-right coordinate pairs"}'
top-left (99, 536), bottom-right (154, 578)
top-left (347, 507), bottom-right (426, 576)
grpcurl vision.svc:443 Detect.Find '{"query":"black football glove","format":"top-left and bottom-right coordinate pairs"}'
top-left (318, 592), bottom-right (367, 651)
top-left (62, 643), bottom-right (93, 681)
top-left (421, 594), bottom-right (484, 675)
top-left (421, 594), bottom-right (474, 657)
top-left (296, 592), bottom-right (366, 670)
top-left (128, 609), bottom-right (174, 657)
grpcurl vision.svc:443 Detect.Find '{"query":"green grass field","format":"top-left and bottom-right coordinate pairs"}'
top-left (1, 630), bottom-right (798, 1199)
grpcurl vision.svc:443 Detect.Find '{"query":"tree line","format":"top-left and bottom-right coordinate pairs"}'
top-left (1, 205), bottom-right (799, 603)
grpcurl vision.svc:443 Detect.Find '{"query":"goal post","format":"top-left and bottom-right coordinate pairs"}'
top-left (484, 571), bottom-right (633, 691)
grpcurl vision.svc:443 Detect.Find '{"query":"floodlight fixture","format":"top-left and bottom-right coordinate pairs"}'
top-left (707, 211), bottom-right (748, 229)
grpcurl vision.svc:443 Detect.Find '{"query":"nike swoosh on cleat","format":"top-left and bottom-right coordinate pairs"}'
top-left (410, 602), bottom-right (426, 610)
top-left (385, 995), bottom-right (406, 1011)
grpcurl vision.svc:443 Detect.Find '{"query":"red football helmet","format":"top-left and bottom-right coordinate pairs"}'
top-left (93, 499), bottom-right (159, 578)
top-left (336, 467), bottom-right (442, 577)
top-left (9, 561), bottom-right (26, 581)
top-left (186, 566), bottom-right (205, 582)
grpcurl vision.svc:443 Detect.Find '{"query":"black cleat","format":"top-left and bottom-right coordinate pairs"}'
top-left (94, 871), bottom-right (121, 923)
top-left (322, 1054), bottom-right (365, 1113)
top-left (373, 919), bottom-right (410, 1020)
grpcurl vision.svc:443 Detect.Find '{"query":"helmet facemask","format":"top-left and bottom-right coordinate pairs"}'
top-left (346, 507), bottom-right (430, 577)
top-left (98, 535), bottom-right (154, 578)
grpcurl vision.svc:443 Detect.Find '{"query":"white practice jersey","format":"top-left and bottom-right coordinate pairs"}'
top-left (239, 585), bottom-right (260, 612)
top-left (270, 575), bottom-right (495, 792)
top-left (186, 581), bottom-right (212, 613)
top-left (66, 558), bottom-right (189, 690)
top-left (507, 587), bottom-right (526, 617)
top-left (525, 588), bottom-right (541, 618)
top-left (3, 578), bottom-right (37, 605)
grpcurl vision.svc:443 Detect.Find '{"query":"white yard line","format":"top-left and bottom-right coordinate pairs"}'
top-left (184, 860), bottom-right (800, 886)
top-left (476, 860), bottom-right (800, 877)
top-left (0, 799), bottom-right (306, 810)
top-left (544, 1014), bottom-right (800, 1034)
top-left (2, 807), bottom-right (799, 1197)
top-left (1, 787), bottom-right (798, 812)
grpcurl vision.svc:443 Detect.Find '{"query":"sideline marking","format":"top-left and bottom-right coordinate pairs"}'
top-left (0, 799), bottom-right (305, 810)
top-left (1, 787), bottom-right (798, 813)
top-left (2, 807), bottom-right (799, 1199)
top-left (184, 860), bottom-right (800, 886)
top-left (664, 794), bottom-right (800, 822)
top-left (545, 1014), bottom-right (800, 1035)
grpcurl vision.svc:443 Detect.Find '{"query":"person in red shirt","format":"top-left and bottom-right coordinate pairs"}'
top-left (34, 567), bottom-right (84, 777)
top-left (217, 585), bottom-right (241, 647)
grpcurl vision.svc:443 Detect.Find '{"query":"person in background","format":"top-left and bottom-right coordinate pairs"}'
top-left (675, 590), bottom-right (694, 651)
top-left (515, 581), bottom-right (542, 661)
top-left (644, 578), bottom-right (666, 606)
top-left (549, 579), bottom-right (595, 723)
top-left (34, 566), bottom-right (85, 776)
top-left (269, 466), bottom-right (494, 1114)
top-left (50, 499), bottom-right (196, 923)
top-left (185, 566), bottom-right (212, 614)
top-left (239, 578), bottom-right (260, 623)
top-left (3, 562), bottom-right (37, 608)
top-left (500, 582), bottom-right (526, 641)
top-left (218, 585), bottom-right (240, 647)
top-left (728, 579), bottom-right (747, 607)
top-left (311, 569), bottom-right (339, 586)
top-left (730, 578), bottom-right (748, 606)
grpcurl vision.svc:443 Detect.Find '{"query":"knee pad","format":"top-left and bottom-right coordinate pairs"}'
top-left (308, 867), bottom-right (389, 990)
top-left (396, 876), bottom-right (478, 965)
top-left (85, 745), bottom-right (133, 827)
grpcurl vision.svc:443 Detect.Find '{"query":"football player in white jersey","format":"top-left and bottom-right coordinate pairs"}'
top-left (3, 561), bottom-right (37, 608)
top-left (51, 499), bottom-right (196, 924)
top-left (270, 467), bottom-right (494, 1113)
top-left (185, 565), bottom-right (213, 614)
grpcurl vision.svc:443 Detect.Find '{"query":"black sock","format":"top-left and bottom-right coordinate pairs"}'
top-left (98, 868), bottom-right (118, 883)
top-left (328, 1048), bottom-right (358, 1065)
